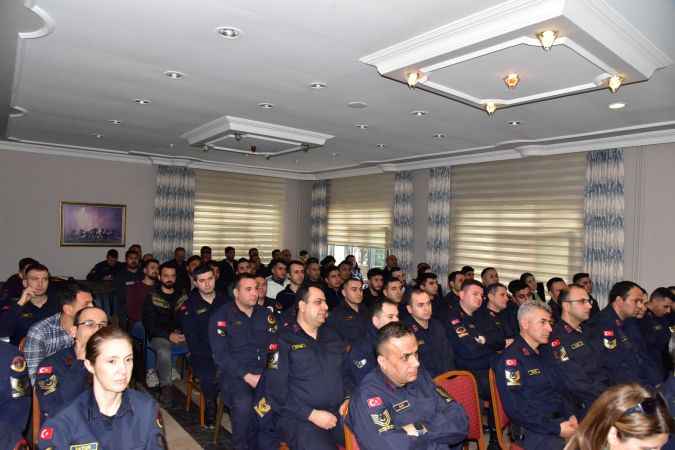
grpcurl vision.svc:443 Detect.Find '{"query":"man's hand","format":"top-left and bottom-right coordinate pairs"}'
top-left (308, 409), bottom-right (338, 430)
top-left (169, 332), bottom-right (185, 344)
top-left (17, 287), bottom-right (35, 306)
top-left (474, 335), bottom-right (486, 345)
top-left (559, 417), bottom-right (578, 439)
top-left (401, 423), bottom-right (420, 437)
top-left (243, 373), bottom-right (261, 389)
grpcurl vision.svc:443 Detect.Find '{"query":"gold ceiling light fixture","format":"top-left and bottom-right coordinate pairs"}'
top-left (503, 73), bottom-right (520, 89)
top-left (405, 70), bottom-right (427, 88)
top-left (536, 30), bottom-right (558, 51)
top-left (608, 75), bottom-right (624, 93)
top-left (485, 102), bottom-right (497, 116)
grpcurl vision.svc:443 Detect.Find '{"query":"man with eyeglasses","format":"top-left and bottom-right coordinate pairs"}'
top-left (546, 285), bottom-right (611, 417)
top-left (35, 306), bottom-right (108, 420)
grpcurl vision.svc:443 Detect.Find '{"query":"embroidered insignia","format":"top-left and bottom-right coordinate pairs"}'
top-left (451, 319), bottom-right (460, 325)
top-left (267, 314), bottom-right (277, 325)
top-left (603, 330), bottom-right (617, 349)
top-left (393, 400), bottom-right (411, 412)
top-left (506, 358), bottom-right (517, 366)
top-left (40, 427), bottom-right (54, 441)
top-left (38, 366), bottom-right (53, 375)
top-left (558, 346), bottom-right (570, 362)
top-left (10, 376), bottom-right (29, 398)
top-left (37, 374), bottom-right (59, 395)
top-left (291, 343), bottom-right (306, 350)
top-left (435, 386), bottom-right (454, 403)
top-left (455, 326), bottom-right (468, 338)
top-left (570, 341), bottom-right (584, 350)
top-left (217, 321), bottom-right (226, 327)
top-left (267, 350), bottom-right (279, 369)
top-left (367, 396), bottom-right (383, 408)
top-left (354, 359), bottom-right (367, 369)
top-left (268, 343), bottom-right (278, 352)
top-left (10, 356), bottom-right (26, 373)
top-left (20, 313), bottom-right (33, 319)
top-left (505, 367), bottom-right (521, 387)
top-left (195, 307), bottom-right (207, 315)
top-left (254, 397), bottom-right (272, 417)
top-left (344, 315), bottom-right (354, 321)
top-left (551, 339), bottom-right (560, 348)
top-left (69, 442), bottom-right (99, 450)
top-left (370, 409), bottom-right (395, 433)
top-left (527, 368), bottom-right (542, 376)
top-left (151, 297), bottom-right (170, 309)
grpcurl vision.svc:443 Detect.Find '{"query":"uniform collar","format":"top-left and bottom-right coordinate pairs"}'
top-left (87, 389), bottom-right (133, 422)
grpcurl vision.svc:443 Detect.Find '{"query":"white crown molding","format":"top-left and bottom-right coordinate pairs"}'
top-left (18, 1), bottom-right (55, 39)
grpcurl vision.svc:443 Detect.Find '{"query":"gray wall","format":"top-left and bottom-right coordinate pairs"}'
top-left (282, 179), bottom-right (313, 256)
top-left (0, 150), bottom-right (156, 278)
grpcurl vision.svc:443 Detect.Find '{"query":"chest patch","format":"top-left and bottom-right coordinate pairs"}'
top-left (454, 326), bottom-right (468, 338)
top-left (370, 409), bottom-right (395, 433)
top-left (570, 341), bottom-right (584, 350)
top-left (291, 343), bottom-right (306, 351)
top-left (527, 368), bottom-right (541, 376)
top-left (69, 444), bottom-right (99, 450)
top-left (393, 400), bottom-right (411, 412)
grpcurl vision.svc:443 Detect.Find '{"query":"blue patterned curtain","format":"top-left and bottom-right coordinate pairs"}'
top-left (310, 180), bottom-right (328, 259)
top-left (426, 167), bottom-right (451, 277)
top-left (152, 165), bottom-right (195, 263)
top-left (584, 149), bottom-right (624, 307)
top-left (392, 171), bottom-right (414, 278)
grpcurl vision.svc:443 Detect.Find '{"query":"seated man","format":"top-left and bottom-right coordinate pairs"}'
top-left (35, 306), bottom-right (108, 420)
top-left (86, 249), bottom-right (123, 281)
top-left (321, 265), bottom-right (343, 310)
top-left (0, 341), bottom-right (30, 439)
top-left (362, 268), bottom-right (384, 312)
top-left (403, 289), bottom-right (454, 377)
top-left (266, 259), bottom-right (290, 300)
top-left (142, 262), bottom-right (187, 405)
top-left (276, 260), bottom-right (305, 311)
top-left (0, 257), bottom-right (37, 302)
top-left (0, 263), bottom-right (59, 346)
top-left (639, 287), bottom-right (674, 382)
top-left (24, 283), bottom-right (94, 382)
top-left (345, 298), bottom-right (399, 389)
top-left (494, 300), bottom-right (577, 450)
top-left (546, 277), bottom-right (567, 323)
top-left (326, 277), bottom-right (369, 345)
top-left (571, 273), bottom-right (600, 318)
top-left (348, 322), bottom-right (468, 450)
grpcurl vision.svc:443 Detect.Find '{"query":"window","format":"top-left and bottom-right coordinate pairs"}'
top-left (193, 169), bottom-right (285, 261)
top-left (327, 174), bottom-right (394, 271)
top-left (449, 153), bottom-right (586, 284)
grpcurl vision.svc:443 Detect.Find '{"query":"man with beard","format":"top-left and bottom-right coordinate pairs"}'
top-left (126, 258), bottom-right (158, 329)
top-left (142, 262), bottom-right (187, 405)
top-left (113, 249), bottom-right (142, 324)
top-left (304, 258), bottom-right (321, 284)
top-left (86, 249), bottom-right (123, 281)
top-left (363, 268), bottom-right (384, 311)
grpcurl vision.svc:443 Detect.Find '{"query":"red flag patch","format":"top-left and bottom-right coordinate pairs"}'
top-left (506, 358), bottom-right (517, 366)
top-left (217, 321), bottom-right (226, 327)
top-left (603, 330), bottom-right (614, 337)
top-left (38, 366), bottom-right (53, 375)
top-left (550, 339), bottom-right (560, 348)
top-left (39, 427), bottom-right (54, 440)
top-left (367, 396), bottom-right (383, 408)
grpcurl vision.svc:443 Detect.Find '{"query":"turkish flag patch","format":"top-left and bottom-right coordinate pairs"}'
top-left (38, 366), bottom-right (53, 375)
top-left (550, 339), bottom-right (560, 348)
top-left (603, 330), bottom-right (614, 337)
top-left (268, 343), bottom-right (278, 352)
top-left (506, 358), bottom-right (517, 366)
top-left (451, 319), bottom-right (460, 325)
top-left (217, 321), bottom-right (226, 327)
top-left (367, 396), bottom-right (383, 408)
top-left (39, 427), bottom-right (54, 440)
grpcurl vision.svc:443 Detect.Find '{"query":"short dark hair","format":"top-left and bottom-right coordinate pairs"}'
top-left (371, 297), bottom-right (399, 317)
top-left (461, 266), bottom-right (474, 274)
top-left (608, 281), bottom-right (642, 304)
top-left (376, 322), bottom-right (414, 356)
top-left (342, 277), bottom-right (363, 290)
top-left (288, 260), bottom-right (305, 271)
top-left (141, 258), bottom-right (159, 269)
top-left (299, 250), bottom-right (309, 257)
top-left (192, 263), bottom-right (214, 279)
top-left (106, 249), bottom-right (119, 259)
top-left (321, 265), bottom-right (339, 280)
top-left (320, 256), bottom-right (335, 267)
top-left (486, 282), bottom-right (507, 296)
top-left (572, 272), bottom-right (590, 284)
top-left (159, 261), bottom-right (177, 275)
top-left (650, 287), bottom-right (674, 302)
top-left (558, 284), bottom-right (587, 303)
top-left (270, 258), bottom-right (287, 270)
top-left (234, 273), bottom-right (256, 289)
top-left (481, 267), bottom-right (496, 278)
top-left (388, 266), bottom-right (402, 273)
top-left (125, 249), bottom-right (139, 259)
top-left (461, 279), bottom-right (484, 291)
top-left (448, 271), bottom-right (463, 284)
top-left (18, 257), bottom-right (38, 272)
top-left (186, 255), bottom-right (201, 266)
top-left (25, 263), bottom-right (49, 277)
top-left (338, 260), bottom-right (353, 270)
top-left (225, 246), bottom-right (235, 253)
top-left (417, 272), bottom-right (437, 286)
top-left (200, 246), bottom-right (212, 254)
top-left (508, 279), bottom-right (528, 295)
top-left (174, 247), bottom-right (186, 253)
top-left (60, 283), bottom-right (94, 309)
top-left (367, 268), bottom-right (384, 279)
top-left (520, 272), bottom-right (534, 282)
top-left (546, 277), bottom-right (565, 292)
top-left (296, 283), bottom-right (323, 303)
top-left (74, 306), bottom-right (107, 328)
top-left (383, 277), bottom-right (403, 290)
top-left (306, 257), bottom-right (319, 265)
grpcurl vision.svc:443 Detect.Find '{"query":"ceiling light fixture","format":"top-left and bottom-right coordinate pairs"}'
top-left (507, 120), bottom-right (521, 127)
top-left (258, 102), bottom-right (274, 109)
top-left (405, 70), bottom-right (427, 88)
top-left (92, 133), bottom-right (103, 139)
top-left (608, 75), bottom-right (624, 93)
top-left (485, 102), bottom-right (497, 116)
top-left (608, 102), bottom-right (626, 110)
top-left (164, 70), bottom-right (185, 80)
top-left (503, 73), bottom-right (520, 89)
top-left (134, 99), bottom-right (151, 105)
top-left (376, 144), bottom-right (386, 149)
top-left (355, 123), bottom-right (368, 129)
top-left (433, 133), bottom-right (446, 139)
top-left (410, 110), bottom-right (428, 117)
top-left (331, 152), bottom-right (339, 158)
top-left (216, 26), bottom-right (242, 39)
top-left (347, 101), bottom-right (368, 109)
top-left (309, 81), bottom-right (327, 89)
top-left (108, 119), bottom-right (122, 125)
top-left (536, 30), bottom-right (558, 51)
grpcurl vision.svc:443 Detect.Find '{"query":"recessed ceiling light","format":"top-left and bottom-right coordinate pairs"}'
top-left (332, 152), bottom-right (339, 158)
top-left (108, 119), bottom-right (122, 125)
top-left (169, 143), bottom-right (175, 148)
top-left (376, 144), bottom-right (387, 149)
top-left (309, 81), bottom-right (327, 89)
top-left (347, 101), bottom-right (368, 109)
top-left (164, 70), bottom-right (185, 80)
top-left (507, 120), bottom-right (521, 127)
top-left (216, 26), bottom-right (242, 39)
top-left (355, 123), bottom-right (368, 129)
top-left (433, 133), bottom-right (446, 139)
top-left (134, 99), bottom-right (151, 105)
top-left (410, 110), bottom-right (428, 117)
top-left (258, 102), bottom-right (274, 109)
top-left (608, 102), bottom-right (626, 110)
top-left (92, 133), bottom-right (103, 139)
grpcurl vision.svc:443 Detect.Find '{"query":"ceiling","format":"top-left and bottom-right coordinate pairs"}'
top-left (2, 0), bottom-right (674, 179)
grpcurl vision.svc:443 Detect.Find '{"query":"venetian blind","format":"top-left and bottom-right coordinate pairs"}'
top-left (449, 153), bottom-right (586, 283)
top-left (327, 173), bottom-right (394, 248)
top-left (193, 169), bottom-right (285, 261)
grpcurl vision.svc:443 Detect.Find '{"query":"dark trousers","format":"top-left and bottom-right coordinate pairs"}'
top-left (190, 355), bottom-right (218, 400)
top-left (278, 414), bottom-right (345, 450)
top-left (222, 377), bottom-right (257, 450)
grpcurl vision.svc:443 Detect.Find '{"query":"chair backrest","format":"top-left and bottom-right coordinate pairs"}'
top-left (32, 385), bottom-right (41, 445)
top-left (339, 400), bottom-right (361, 450)
top-left (434, 370), bottom-right (486, 450)
top-left (489, 368), bottom-right (513, 450)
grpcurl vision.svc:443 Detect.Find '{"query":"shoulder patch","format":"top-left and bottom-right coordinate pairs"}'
top-left (254, 397), bottom-right (272, 417)
top-left (370, 409), bottom-right (395, 433)
top-left (39, 427), bottom-right (54, 441)
top-left (37, 374), bottom-right (58, 395)
top-left (367, 396), bottom-right (383, 408)
top-left (38, 365), bottom-right (53, 375)
top-left (505, 358), bottom-right (517, 366)
top-left (10, 356), bottom-right (26, 373)
top-left (550, 339), bottom-right (560, 348)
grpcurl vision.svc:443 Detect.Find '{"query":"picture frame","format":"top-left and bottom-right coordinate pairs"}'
top-left (60, 202), bottom-right (126, 247)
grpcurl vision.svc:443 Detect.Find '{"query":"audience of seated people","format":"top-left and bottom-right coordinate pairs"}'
top-left (1, 245), bottom-right (674, 450)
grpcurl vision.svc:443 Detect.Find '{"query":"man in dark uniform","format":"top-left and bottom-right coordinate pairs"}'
top-left (0, 341), bottom-right (30, 437)
top-left (494, 300), bottom-right (578, 450)
top-left (262, 284), bottom-right (347, 450)
top-left (219, 246), bottom-right (237, 290)
top-left (461, 266), bottom-right (474, 281)
top-left (434, 271), bottom-right (463, 325)
top-left (345, 298), bottom-right (400, 390)
top-left (347, 322), bottom-right (468, 450)
top-left (326, 277), bottom-right (369, 345)
top-left (0, 263), bottom-right (59, 345)
top-left (624, 289), bottom-right (664, 387)
top-left (209, 273), bottom-right (277, 449)
top-left (587, 280), bottom-right (654, 387)
top-left (35, 306), bottom-right (108, 420)
top-left (546, 285), bottom-right (610, 417)
top-left (546, 277), bottom-right (567, 323)
top-left (304, 257), bottom-right (321, 284)
top-left (321, 265), bottom-right (344, 310)
top-left (639, 287), bottom-right (674, 382)
top-left (383, 276), bottom-right (407, 321)
top-left (179, 264), bottom-right (227, 427)
top-left (572, 273), bottom-right (600, 318)
top-left (480, 283), bottom-right (517, 344)
top-left (480, 267), bottom-right (499, 287)
top-left (0, 257), bottom-right (37, 302)
top-left (403, 289), bottom-right (454, 377)
top-left (113, 249), bottom-right (142, 323)
top-left (276, 260), bottom-right (305, 311)
top-left (86, 249), bottom-right (123, 281)
top-left (363, 268), bottom-right (384, 311)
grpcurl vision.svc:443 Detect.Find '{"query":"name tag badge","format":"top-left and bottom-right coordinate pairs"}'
top-left (291, 343), bottom-right (306, 351)
top-left (527, 368), bottom-right (541, 376)
top-left (393, 400), bottom-right (410, 413)
top-left (70, 443), bottom-right (99, 450)
top-left (570, 341), bottom-right (584, 350)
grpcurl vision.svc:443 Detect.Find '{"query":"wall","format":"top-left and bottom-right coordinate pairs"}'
top-left (282, 179), bottom-right (313, 256)
top-left (623, 143), bottom-right (675, 290)
top-left (0, 150), bottom-right (156, 278)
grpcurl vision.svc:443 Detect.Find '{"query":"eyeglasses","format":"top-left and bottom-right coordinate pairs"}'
top-left (76, 320), bottom-right (109, 330)
top-left (622, 396), bottom-right (665, 417)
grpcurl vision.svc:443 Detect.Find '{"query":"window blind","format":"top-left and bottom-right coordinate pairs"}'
top-left (193, 169), bottom-right (285, 261)
top-left (449, 153), bottom-right (586, 283)
top-left (327, 174), bottom-right (394, 249)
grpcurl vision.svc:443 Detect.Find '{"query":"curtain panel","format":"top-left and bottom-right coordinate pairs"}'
top-left (392, 171), bottom-right (415, 279)
top-left (152, 165), bottom-right (195, 263)
top-left (426, 167), bottom-right (451, 277)
top-left (584, 149), bottom-right (624, 307)
top-left (310, 180), bottom-right (329, 259)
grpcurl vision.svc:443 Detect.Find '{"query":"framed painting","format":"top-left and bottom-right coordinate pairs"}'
top-left (60, 202), bottom-right (126, 247)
